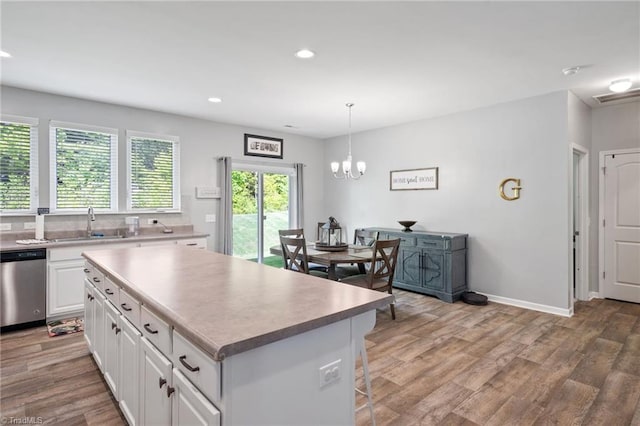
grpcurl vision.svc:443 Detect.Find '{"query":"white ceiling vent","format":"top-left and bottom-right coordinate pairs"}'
top-left (592, 88), bottom-right (640, 104)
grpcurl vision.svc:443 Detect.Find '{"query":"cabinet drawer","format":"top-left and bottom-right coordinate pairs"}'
top-left (141, 305), bottom-right (172, 355)
top-left (173, 331), bottom-right (221, 405)
top-left (49, 246), bottom-right (84, 261)
top-left (176, 238), bottom-right (207, 249)
top-left (103, 277), bottom-right (120, 305)
top-left (398, 236), bottom-right (416, 246)
top-left (83, 261), bottom-right (105, 291)
top-left (119, 289), bottom-right (140, 329)
top-left (417, 238), bottom-right (446, 250)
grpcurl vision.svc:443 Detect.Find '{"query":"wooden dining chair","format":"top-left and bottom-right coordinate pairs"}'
top-left (278, 228), bottom-right (328, 273)
top-left (279, 235), bottom-right (328, 278)
top-left (339, 238), bottom-right (400, 319)
top-left (335, 229), bottom-right (379, 279)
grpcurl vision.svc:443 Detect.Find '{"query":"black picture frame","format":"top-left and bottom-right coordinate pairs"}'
top-left (244, 134), bottom-right (284, 159)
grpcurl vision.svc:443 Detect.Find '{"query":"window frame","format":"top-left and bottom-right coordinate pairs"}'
top-left (49, 120), bottom-right (118, 213)
top-left (126, 130), bottom-right (181, 212)
top-left (0, 114), bottom-right (39, 214)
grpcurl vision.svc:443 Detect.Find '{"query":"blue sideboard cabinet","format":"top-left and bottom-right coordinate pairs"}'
top-left (367, 228), bottom-right (468, 303)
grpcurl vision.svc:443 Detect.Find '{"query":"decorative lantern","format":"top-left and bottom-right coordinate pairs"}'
top-left (318, 216), bottom-right (343, 247)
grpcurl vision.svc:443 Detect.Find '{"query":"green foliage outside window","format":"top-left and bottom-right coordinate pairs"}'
top-left (130, 137), bottom-right (175, 209)
top-left (55, 128), bottom-right (113, 209)
top-left (0, 122), bottom-right (31, 210)
top-left (231, 170), bottom-right (288, 214)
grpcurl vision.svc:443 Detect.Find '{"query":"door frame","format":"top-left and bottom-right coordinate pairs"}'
top-left (598, 147), bottom-right (640, 297)
top-left (232, 160), bottom-right (298, 263)
top-left (571, 143), bottom-right (590, 304)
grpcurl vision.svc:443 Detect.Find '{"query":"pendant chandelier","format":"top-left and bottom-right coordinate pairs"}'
top-left (331, 103), bottom-right (366, 179)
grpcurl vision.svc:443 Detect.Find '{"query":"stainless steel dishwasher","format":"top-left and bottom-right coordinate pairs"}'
top-left (1, 248), bottom-right (47, 330)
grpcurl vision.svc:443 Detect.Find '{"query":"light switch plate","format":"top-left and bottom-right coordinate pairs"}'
top-left (205, 214), bottom-right (216, 223)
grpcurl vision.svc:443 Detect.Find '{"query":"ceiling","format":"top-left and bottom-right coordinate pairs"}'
top-left (1, 1), bottom-right (638, 139)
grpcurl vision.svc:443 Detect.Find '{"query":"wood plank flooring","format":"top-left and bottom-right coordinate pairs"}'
top-left (1, 290), bottom-right (639, 425)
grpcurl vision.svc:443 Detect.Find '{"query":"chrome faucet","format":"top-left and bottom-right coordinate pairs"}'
top-left (87, 206), bottom-right (95, 237)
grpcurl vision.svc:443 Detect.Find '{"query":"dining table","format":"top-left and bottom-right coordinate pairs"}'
top-left (269, 244), bottom-right (376, 280)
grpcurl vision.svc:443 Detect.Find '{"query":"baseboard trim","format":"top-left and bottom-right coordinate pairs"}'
top-left (479, 293), bottom-right (572, 317)
top-left (588, 291), bottom-right (601, 300)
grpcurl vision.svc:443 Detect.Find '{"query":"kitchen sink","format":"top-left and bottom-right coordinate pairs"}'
top-left (52, 235), bottom-right (126, 243)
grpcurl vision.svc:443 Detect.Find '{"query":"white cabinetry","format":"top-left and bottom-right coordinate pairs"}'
top-left (140, 337), bottom-right (172, 426)
top-left (103, 300), bottom-right (121, 398)
top-left (171, 368), bottom-right (220, 426)
top-left (119, 316), bottom-right (141, 426)
top-left (50, 237), bottom-right (205, 320)
top-left (48, 249), bottom-right (85, 318)
top-left (83, 280), bottom-right (95, 352)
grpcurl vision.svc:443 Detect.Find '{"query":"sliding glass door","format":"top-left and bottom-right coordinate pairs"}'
top-left (231, 165), bottom-right (294, 264)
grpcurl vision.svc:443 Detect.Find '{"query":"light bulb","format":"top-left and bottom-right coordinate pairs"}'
top-left (342, 160), bottom-right (351, 174)
top-left (357, 161), bottom-right (366, 175)
top-left (609, 79), bottom-right (632, 93)
top-left (330, 162), bottom-right (339, 173)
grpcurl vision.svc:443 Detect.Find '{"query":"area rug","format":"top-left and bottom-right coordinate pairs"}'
top-left (46, 317), bottom-right (84, 337)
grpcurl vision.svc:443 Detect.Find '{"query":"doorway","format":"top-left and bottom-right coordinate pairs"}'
top-left (231, 165), bottom-right (294, 264)
top-left (571, 144), bottom-right (589, 303)
top-left (600, 149), bottom-right (640, 303)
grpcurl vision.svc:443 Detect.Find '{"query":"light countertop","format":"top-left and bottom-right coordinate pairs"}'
top-left (83, 246), bottom-right (393, 361)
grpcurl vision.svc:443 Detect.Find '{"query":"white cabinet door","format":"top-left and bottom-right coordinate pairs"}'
top-left (140, 338), bottom-right (172, 426)
top-left (171, 369), bottom-right (220, 426)
top-left (93, 290), bottom-right (106, 372)
top-left (119, 317), bottom-right (141, 426)
top-left (83, 280), bottom-right (95, 352)
top-left (104, 301), bottom-right (121, 399)
top-left (47, 259), bottom-right (85, 318)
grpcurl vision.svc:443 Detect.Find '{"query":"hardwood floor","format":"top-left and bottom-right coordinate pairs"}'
top-left (1, 290), bottom-right (639, 425)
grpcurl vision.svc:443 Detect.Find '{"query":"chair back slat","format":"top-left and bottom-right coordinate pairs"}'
top-left (354, 229), bottom-right (379, 246)
top-left (367, 239), bottom-right (400, 286)
top-left (280, 235), bottom-right (310, 274)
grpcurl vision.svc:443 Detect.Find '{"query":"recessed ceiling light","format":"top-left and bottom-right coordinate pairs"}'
top-left (0, 50), bottom-right (12, 58)
top-left (609, 78), bottom-right (632, 93)
top-left (207, 97), bottom-right (222, 103)
top-left (295, 49), bottom-right (315, 59)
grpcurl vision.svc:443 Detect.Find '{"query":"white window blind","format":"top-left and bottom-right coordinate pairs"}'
top-left (0, 115), bottom-right (38, 213)
top-left (50, 121), bottom-right (118, 212)
top-left (127, 131), bottom-right (180, 211)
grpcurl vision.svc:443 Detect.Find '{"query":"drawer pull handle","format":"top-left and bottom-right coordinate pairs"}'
top-left (84, 268), bottom-right (90, 273)
top-left (92, 277), bottom-right (101, 283)
top-left (87, 293), bottom-right (91, 300)
top-left (89, 295), bottom-right (95, 301)
top-left (120, 303), bottom-right (132, 312)
top-left (159, 377), bottom-right (167, 389)
top-left (115, 327), bottom-right (121, 335)
top-left (144, 323), bottom-right (158, 334)
top-left (166, 385), bottom-right (175, 398)
top-left (111, 322), bottom-right (117, 330)
top-left (105, 289), bottom-right (114, 295)
top-left (186, 243), bottom-right (197, 246)
top-left (179, 355), bottom-right (200, 372)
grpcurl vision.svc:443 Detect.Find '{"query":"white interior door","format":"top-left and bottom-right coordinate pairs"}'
top-left (603, 152), bottom-right (640, 303)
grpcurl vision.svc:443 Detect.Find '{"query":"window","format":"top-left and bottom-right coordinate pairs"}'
top-left (0, 115), bottom-right (38, 213)
top-left (127, 131), bottom-right (180, 211)
top-left (50, 121), bottom-right (118, 212)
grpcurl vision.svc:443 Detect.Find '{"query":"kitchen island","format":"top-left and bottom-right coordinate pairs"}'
top-left (82, 245), bottom-right (392, 425)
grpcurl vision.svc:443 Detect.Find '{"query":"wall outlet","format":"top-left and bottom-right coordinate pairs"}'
top-left (205, 214), bottom-right (216, 223)
top-left (0, 223), bottom-right (11, 231)
top-left (147, 218), bottom-right (158, 225)
top-left (318, 359), bottom-right (342, 388)
top-left (24, 222), bottom-right (36, 230)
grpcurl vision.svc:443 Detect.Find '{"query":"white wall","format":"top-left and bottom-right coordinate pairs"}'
top-left (0, 86), bottom-right (325, 251)
top-left (591, 101), bottom-right (640, 293)
top-left (323, 92), bottom-right (571, 310)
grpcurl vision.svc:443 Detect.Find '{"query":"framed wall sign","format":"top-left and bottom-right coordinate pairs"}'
top-left (244, 134), bottom-right (283, 159)
top-left (390, 167), bottom-right (439, 191)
